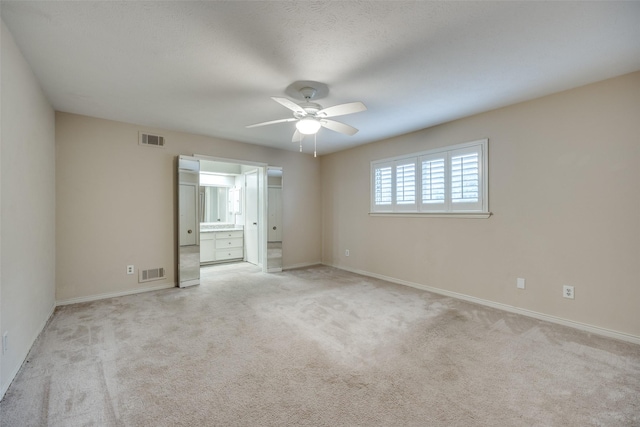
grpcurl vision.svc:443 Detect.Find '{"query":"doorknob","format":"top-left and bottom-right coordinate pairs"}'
top-left (187, 229), bottom-right (193, 234)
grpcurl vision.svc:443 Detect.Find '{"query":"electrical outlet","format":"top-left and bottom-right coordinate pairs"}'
top-left (517, 278), bottom-right (525, 289)
top-left (345, 249), bottom-right (350, 257)
top-left (563, 285), bottom-right (575, 299)
top-left (127, 265), bottom-right (135, 275)
top-left (3, 332), bottom-right (8, 354)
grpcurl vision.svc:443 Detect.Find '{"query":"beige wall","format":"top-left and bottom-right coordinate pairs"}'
top-left (321, 72), bottom-right (640, 338)
top-left (1, 20), bottom-right (56, 396)
top-left (55, 113), bottom-right (322, 302)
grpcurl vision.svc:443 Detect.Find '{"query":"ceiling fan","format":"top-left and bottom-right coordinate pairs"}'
top-left (246, 86), bottom-right (367, 145)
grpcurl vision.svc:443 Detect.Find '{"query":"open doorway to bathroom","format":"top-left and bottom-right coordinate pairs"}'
top-left (178, 155), bottom-right (283, 287)
top-left (198, 158), bottom-right (262, 272)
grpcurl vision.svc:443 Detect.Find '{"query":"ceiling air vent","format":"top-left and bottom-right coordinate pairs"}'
top-left (139, 267), bottom-right (166, 283)
top-left (139, 132), bottom-right (165, 148)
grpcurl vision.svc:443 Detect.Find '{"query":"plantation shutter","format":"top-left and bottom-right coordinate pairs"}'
top-left (449, 145), bottom-right (482, 211)
top-left (370, 139), bottom-right (487, 214)
top-left (395, 159), bottom-right (417, 210)
top-left (420, 154), bottom-right (446, 211)
top-left (372, 161), bottom-right (393, 212)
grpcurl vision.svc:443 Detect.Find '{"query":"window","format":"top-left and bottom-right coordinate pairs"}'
top-left (371, 139), bottom-right (488, 215)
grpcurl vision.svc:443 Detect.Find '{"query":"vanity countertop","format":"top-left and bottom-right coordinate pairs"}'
top-left (200, 225), bottom-right (244, 233)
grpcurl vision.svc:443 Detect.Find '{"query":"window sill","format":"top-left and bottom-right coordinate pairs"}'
top-left (369, 212), bottom-right (492, 219)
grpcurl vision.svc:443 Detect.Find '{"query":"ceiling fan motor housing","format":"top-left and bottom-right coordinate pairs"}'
top-left (299, 87), bottom-right (317, 100)
top-left (294, 102), bottom-right (323, 119)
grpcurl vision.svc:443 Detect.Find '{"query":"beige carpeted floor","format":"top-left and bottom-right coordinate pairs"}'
top-left (1, 264), bottom-right (639, 426)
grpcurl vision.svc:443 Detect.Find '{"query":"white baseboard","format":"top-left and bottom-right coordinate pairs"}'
top-left (326, 263), bottom-right (640, 346)
top-left (56, 283), bottom-right (176, 306)
top-left (1, 302), bottom-right (56, 401)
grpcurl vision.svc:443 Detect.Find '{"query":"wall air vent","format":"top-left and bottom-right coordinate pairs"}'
top-left (139, 267), bottom-right (166, 283)
top-left (139, 132), bottom-right (165, 148)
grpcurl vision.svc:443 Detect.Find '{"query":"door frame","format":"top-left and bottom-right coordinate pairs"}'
top-left (192, 154), bottom-right (269, 272)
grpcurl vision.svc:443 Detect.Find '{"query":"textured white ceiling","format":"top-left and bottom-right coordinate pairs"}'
top-left (2, 1), bottom-right (639, 155)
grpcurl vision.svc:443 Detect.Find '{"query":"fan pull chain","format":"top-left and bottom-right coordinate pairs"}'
top-left (299, 134), bottom-right (303, 152)
top-left (314, 133), bottom-right (317, 158)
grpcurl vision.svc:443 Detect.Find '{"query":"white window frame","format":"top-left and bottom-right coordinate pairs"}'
top-left (370, 139), bottom-right (489, 217)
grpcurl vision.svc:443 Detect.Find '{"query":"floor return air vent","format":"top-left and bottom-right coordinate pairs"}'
top-left (139, 267), bottom-right (166, 283)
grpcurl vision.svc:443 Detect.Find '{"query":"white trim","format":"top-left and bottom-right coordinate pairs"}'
top-left (1, 303), bottom-right (56, 400)
top-left (369, 212), bottom-right (492, 219)
top-left (56, 283), bottom-right (176, 306)
top-left (325, 263), bottom-right (640, 346)
top-left (192, 154), bottom-right (267, 168)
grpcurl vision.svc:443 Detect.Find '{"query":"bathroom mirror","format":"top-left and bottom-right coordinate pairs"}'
top-left (201, 186), bottom-right (229, 223)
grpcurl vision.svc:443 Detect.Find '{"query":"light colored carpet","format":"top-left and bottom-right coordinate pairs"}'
top-left (1, 265), bottom-right (639, 426)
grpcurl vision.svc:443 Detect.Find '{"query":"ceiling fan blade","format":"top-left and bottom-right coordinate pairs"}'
top-left (272, 97), bottom-right (306, 115)
top-left (316, 101), bottom-right (366, 118)
top-left (292, 129), bottom-right (302, 143)
top-left (246, 117), bottom-right (297, 128)
top-left (320, 119), bottom-right (359, 136)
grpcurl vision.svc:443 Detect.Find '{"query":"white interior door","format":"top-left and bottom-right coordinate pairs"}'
top-left (245, 170), bottom-right (259, 265)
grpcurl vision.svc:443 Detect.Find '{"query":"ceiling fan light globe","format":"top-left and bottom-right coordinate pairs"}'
top-left (296, 118), bottom-right (321, 135)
